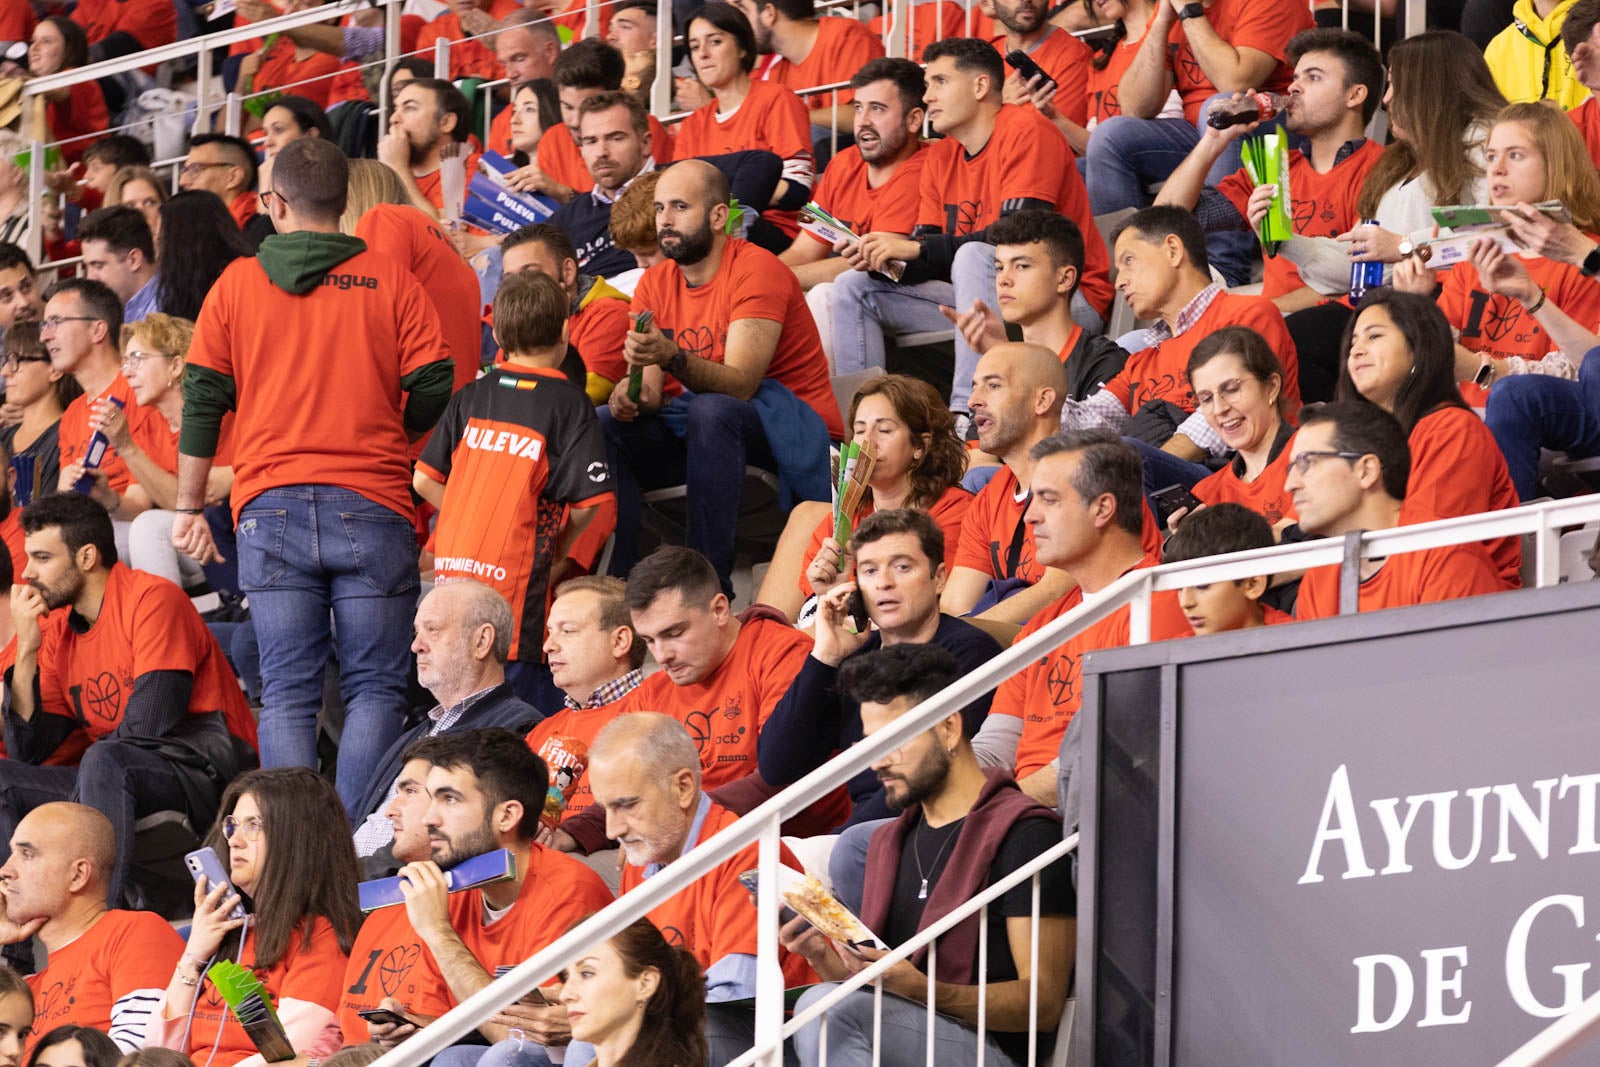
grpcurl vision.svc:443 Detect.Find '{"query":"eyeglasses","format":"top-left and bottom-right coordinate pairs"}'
top-left (1193, 378), bottom-right (1252, 412)
top-left (1, 354), bottom-right (49, 372)
top-left (122, 348), bottom-right (173, 372)
top-left (39, 315), bottom-right (96, 331)
top-left (180, 161), bottom-right (233, 178)
top-left (1287, 450), bottom-right (1367, 476)
top-left (258, 190), bottom-right (277, 209)
top-left (222, 815), bottom-right (265, 841)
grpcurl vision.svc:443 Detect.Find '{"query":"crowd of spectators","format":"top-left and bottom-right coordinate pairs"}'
top-left (0, 0), bottom-right (1594, 1062)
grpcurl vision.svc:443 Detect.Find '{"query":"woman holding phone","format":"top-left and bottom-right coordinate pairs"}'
top-left (148, 768), bottom-right (361, 1067)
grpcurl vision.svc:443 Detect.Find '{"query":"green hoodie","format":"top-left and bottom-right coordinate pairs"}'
top-left (255, 231), bottom-right (368, 294)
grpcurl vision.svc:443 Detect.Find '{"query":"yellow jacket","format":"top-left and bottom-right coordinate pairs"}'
top-left (1485, 0), bottom-right (1592, 110)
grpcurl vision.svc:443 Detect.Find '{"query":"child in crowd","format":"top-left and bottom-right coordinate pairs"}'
top-left (1162, 503), bottom-right (1291, 634)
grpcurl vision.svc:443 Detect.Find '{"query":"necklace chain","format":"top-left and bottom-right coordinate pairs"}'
top-left (911, 818), bottom-right (961, 901)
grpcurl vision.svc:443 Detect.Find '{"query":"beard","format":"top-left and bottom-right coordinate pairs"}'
top-left (33, 570), bottom-right (83, 611)
top-left (856, 123), bottom-right (908, 164)
top-left (880, 741), bottom-right (951, 810)
top-left (659, 219), bottom-right (716, 266)
top-left (430, 817), bottom-right (500, 868)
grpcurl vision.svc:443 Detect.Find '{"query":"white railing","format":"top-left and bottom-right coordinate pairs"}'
top-left (366, 493), bottom-right (1600, 1067)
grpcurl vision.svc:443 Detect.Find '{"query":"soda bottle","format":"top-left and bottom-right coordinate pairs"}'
top-left (1207, 92), bottom-right (1289, 130)
top-left (1349, 219), bottom-right (1386, 303)
top-left (73, 396), bottom-right (124, 495)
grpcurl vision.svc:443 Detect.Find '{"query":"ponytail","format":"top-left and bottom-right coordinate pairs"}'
top-left (610, 920), bottom-right (708, 1067)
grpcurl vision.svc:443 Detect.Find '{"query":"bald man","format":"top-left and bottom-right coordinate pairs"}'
top-left (598, 160), bottom-right (844, 597)
top-left (941, 343), bottom-right (1076, 625)
top-left (351, 582), bottom-right (541, 869)
top-left (0, 803), bottom-right (182, 1051)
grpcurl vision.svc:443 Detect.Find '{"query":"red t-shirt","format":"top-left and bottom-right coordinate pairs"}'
top-left (252, 37), bottom-right (343, 108)
top-left (1087, 27), bottom-right (1150, 126)
top-left (414, 150), bottom-right (484, 216)
top-left (915, 104), bottom-right (1112, 317)
top-left (356, 203), bottom-right (481, 392)
top-left (186, 919), bottom-right (348, 1067)
top-left (1170, 0), bottom-right (1312, 123)
top-left (1399, 405), bottom-right (1522, 588)
top-left (418, 0), bottom-right (521, 80)
top-left (228, 191), bottom-right (260, 233)
top-left (631, 238), bottom-right (844, 438)
top-left (760, 17), bottom-right (885, 109)
top-left (990, 29), bottom-right (1091, 127)
top-left (1571, 97), bottom-right (1600, 170)
top-left (0, 510), bottom-right (25, 584)
top-left (59, 375), bottom-right (175, 496)
top-left (46, 83), bottom-right (110, 165)
top-left (337, 904), bottom-right (442, 1041)
top-left (674, 80), bottom-right (813, 238)
top-left (26, 910), bottom-right (183, 1054)
top-left (570, 288), bottom-right (631, 389)
top-left (805, 143), bottom-right (927, 245)
top-left (952, 464), bottom-right (1043, 584)
top-left (536, 115), bottom-right (676, 195)
top-left (35, 563), bottom-right (258, 748)
top-left (187, 247), bottom-right (449, 522)
top-left (866, 1), bottom-right (967, 61)
top-left (1105, 291), bottom-right (1299, 415)
top-left (526, 699), bottom-right (632, 823)
top-left (1192, 436), bottom-right (1298, 526)
top-left (797, 484), bottom-right (973, 595)
top-left (1295, 542), bottom-right (1503, 620)
top-left (409, 846), bottom-right (615, 1019)
top-left (0, 5), bottom-right (35, 42)
top-left (619, 801), bottom-right (815, 986)
top-left (72, 0), bottom-right (176, 49)
top-left (1216, 139), bottom-right (1385, 299)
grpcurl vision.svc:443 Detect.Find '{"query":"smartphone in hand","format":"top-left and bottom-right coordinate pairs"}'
top-left (184, 846), bottom-right (245, 919)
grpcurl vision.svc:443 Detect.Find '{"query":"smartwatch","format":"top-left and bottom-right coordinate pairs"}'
top-left (1177, 2), bottom-right (1205, 19)
top-left (1581, 243), bottom-right (1600, 278)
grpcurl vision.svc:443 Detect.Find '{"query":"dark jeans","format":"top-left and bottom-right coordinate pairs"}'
top-left (600, 393), bottom-right (777, 595)
top-left (0, 740), bottom-right (194, 907)
top-left (1485, 345), bottom-right (1600, 499)
top-left (1127, 436), bottom-right (1212, 521)
top-left (237, 486), bottom-right (418, 818)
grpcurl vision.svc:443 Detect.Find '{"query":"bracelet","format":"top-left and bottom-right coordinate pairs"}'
top-left (1526, 287), bottom-right (1548, 315)
top-left (175, 508), bottom-right (204, 515)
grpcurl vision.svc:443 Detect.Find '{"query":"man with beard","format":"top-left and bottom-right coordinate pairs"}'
top-left (601, 159), bottom-right (842, 596)
top-left (547, 92), bottom-right (661, 280)
top-left (984, 0), bottom-right (1092, 130)
top-left (587, 712), bottom-right (815, 1067)
top-left (782, 643), bottom-right (1074, 1067)
top-left (0, 493), bottom-right (257, 909)
top-left (732, 0), bottom-right (883, 131)
top-left (779, 58), bottom-right (928, 295)
top-left (939, 343), bottom-right (1075, 624)
top-left (379, 79), bottom-right (479, 219)
top-left (379, 729), bottom-right (612, 1062)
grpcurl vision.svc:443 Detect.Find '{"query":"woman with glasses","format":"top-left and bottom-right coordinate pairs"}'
top-left (0, 321), bottom-right (82, 510)
top-left (1336, 288), bottom-right (1522, 587)
top-left (1173, 326), bottom-right (1298, 534)
top-left (149, 767), bottom-right (360, 1067)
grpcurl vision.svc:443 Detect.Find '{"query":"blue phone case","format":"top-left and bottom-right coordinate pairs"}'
top-left (357, 848), bottom-right (518, 912)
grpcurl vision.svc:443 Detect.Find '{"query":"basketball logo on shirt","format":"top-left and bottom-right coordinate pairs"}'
top-left (379, 944), bottom-right (423, 997)
top-left (1045, 653), bottom-right (1080, 708)
top-left (684, 710), bottom-right (713, 753)
top-left (668, 325), bottom-right (718, 361)
top-left (1170, 43), bottom-right (1204, 90)
top-left (69, 671), bottom-right (125, 723)
top-left (943, 200), bottom-right (984, 236)
top-left (660, 924), bottom-right (689, 948)
top-left (1291, 198), bottom-right (1317, 232)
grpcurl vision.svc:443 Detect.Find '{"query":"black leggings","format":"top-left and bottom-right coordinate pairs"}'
top-left (1286, 301), bottom-right (1356, 405)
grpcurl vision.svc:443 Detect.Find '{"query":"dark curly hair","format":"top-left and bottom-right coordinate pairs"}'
top-left (847, 374), bottom-right (966, 512)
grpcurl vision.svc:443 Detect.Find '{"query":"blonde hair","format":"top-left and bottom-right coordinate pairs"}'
top-left (121, 312), bottom-right (194, 384)
top-left (340, 159), bottom-right (413, 235)
top-left (1491, 103), bottom-right (1600, 234)
top-left (609, 169), bottom-right (662, 252)
top-left (106, 165), bottom-right (167, 208)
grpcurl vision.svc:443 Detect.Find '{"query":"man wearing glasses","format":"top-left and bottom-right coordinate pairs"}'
top-left (179, 134), bottom-right (275, 248)
top-left (1290, 402), bottom-right (1501, 619)
top-left (0, 492), bottom-right (259, 911)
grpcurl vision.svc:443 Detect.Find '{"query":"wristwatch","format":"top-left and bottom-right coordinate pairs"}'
top-left (1581, 243), bottom-right (1600, 278)
top-left (664, 348), bottom-right (688, 376)
top-left (1177, 2), bottom-right (1205, 19)
top-left (1397, 237), bottom-right (1416, 258)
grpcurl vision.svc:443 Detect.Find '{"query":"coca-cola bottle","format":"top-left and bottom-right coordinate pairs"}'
top-left (1207, 92), bottom-right (1289, 130)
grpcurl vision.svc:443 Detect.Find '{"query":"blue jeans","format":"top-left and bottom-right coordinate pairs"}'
top-left (599, 392), bottom-right (778, 596)
top-left (1485, 345), bottom-right (1600, 499)
top-left (792, 986), bottom-right (1022, 1067)
top-left (828, 817), bottom-right (889, 916)
top-left (237, 486), bottom-right (419, 817)
top-left (1127, 436), bottom-right (1212, 519)
top-left (1085, 94), bottom-right (1284, 288)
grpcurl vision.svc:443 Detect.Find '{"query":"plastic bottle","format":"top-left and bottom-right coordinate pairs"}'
top-left (1349, 219), bottom-right (1386, 303)
top-left (73, 396), bottom-right (124, 495)
top-left (1207, 92), bottom-right (1289, 130)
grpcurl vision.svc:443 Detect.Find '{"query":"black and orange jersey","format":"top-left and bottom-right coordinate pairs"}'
top-left (418, 366), bottom-right (613, 660)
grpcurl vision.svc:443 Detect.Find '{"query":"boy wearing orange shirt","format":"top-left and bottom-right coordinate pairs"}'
top-left (1163, 502), bottom-right (1292, 635)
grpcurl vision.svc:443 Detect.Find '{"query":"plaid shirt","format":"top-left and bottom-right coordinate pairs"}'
top-left (564, 670), bottom-right (643, 711)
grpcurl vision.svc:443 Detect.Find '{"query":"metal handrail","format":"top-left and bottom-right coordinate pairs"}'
top-left (1499, 989), bottom-right (1600, 1066)
top-left (367, 493), bottom-right (1600, 1067)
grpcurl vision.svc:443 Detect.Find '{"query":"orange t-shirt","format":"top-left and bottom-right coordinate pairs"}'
top-left (867, 1), bottom-right (968, 61)
top-left (0, 510), bottom-right (25, 583)
top-left (58, 374), bottom-right (176, 495)
top-left (915, 104), bottom-right (1112, 317)
top-left (990, 554), bottom-right (1187, 778)
top-left (1400, 405), bottom-right (1522, 588)
top-left (1571, 97), bottom-right (1600, 170)
top-left (619, 801), bottom-right (815, 987)
top-left (0, 5), bottom-right (34, 41)
top-left (1087, 28), bottom-right (1150, 126)
top-left (760, 17), bottom-right (885, 109)
top-left (418, 0), bottom-right (521, 80)
top-left (187, 919), bottom-right (349, 1067)
top-left (417, 366), bottom-right (613, 660)
top-left (1216, 139), bottom-right (1385, 300)
top-left (356, 203), bottom-right (480, 392)
top-left (187, 246), bottom-right (450, 522)
top-left (35, 563), bottom-right (258, 748)
top-left (46, 83), bottom-right (110, 166)
top-left (1105, 291), bottom-right (1299, 415)
top-left (1438, 251), bottom-right (1600, 405)
top-left (536, 115), bottom-right (676, 196)
top-left (1295, 542), bottom-right (1503, 620)
top-left (990, 29), bottom-right (1092, 127)
top-left (1170, 0), bottom-right (1312, 123)
top-left (631, 238), bottom-right (844, 439)
top-left (337, 905), bottom-right (442, 1041)
top-left (674, 80), bottom-right (813, 238)
top-left (951, 464), bottom-right (1043, 584)
top-left (26, 910), bottom-right (183, 1054)
top-left (228, 191), bottom-right (260, 233)
top-left (414, 150), bottom-right (484, 216)
top-left (805, 143), bottom-right (927, 245)
top-left (253, 37), bottom-right (343, 109)
top-left (1192, 432), bottom-right (1298, 525)
top-left (409, 846), bottom-right (615, 1019)
top-left (570, 290), bottom-right (631, 389)
top-left (796, 483), bottom-right (973, 596)
top-left (526, 700), bottom-right (631, 822)
top-left (72, 0), bottom-right (176, 49)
